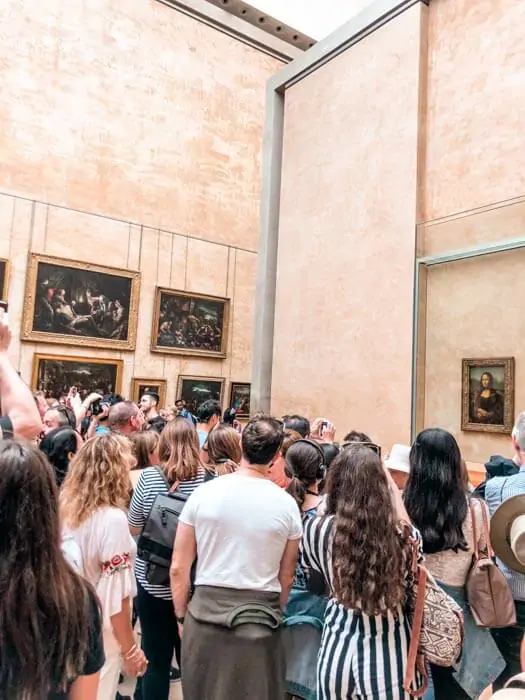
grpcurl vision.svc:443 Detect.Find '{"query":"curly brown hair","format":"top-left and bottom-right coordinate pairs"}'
top-left (325, 445), bottom-right (412, 616)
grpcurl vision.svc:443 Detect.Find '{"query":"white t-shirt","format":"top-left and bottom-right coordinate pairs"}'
top-left (179, 473), bottom-right (303, 592)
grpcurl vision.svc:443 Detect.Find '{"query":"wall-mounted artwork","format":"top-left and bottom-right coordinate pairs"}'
top-left (0, 259), bottom-right (9, 301)
top-left (177, 375), bottom-right (225, 414)
top-left (152, 288), bottom-right (229, 358)
top-left (22, 254), bottom-right (140, 350)
top-left (461, 358), bottom-right (515, 434)
top-left (32, 353), bottom-right (123, 399)
top-left (130, 378), bottom-right (167, 407)
top-left (229, 382), bottom-right (251, 419)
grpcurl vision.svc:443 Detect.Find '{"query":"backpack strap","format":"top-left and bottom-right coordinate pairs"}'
top-left (469, 501), bottom-right (480, 561)
top-left (155, 466), bottom-right (179, 493)
top-left (403, 564), bottom-right (429, 697)
top-left (479, 500), bottom-right (493, 558)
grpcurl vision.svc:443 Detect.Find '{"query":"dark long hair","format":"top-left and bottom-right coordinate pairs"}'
top-left (285, 440), bottom-right (323, 509)
top-left (39, 426), bottom-right (79, 486)
top-left (325, 446), bottom-right (412, 616)
top-left (404, 428), bottom-right (468, 554)
top-left (0, 441), bottom-right (94, 698)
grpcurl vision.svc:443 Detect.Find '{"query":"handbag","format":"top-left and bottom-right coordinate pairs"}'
top-left (403, 533), bottom-right (464, 697)
top-left (466, 499), bottom-right (516, 628)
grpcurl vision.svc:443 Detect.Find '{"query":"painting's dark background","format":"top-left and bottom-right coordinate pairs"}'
top-left (156, 292), bottom-right (225, 352)
top-left (179, 379), bottom-right (223, 413)
top-left (33, 262), bottom-right (132, 340)
top-left (0, 261), bottom-right (6, 300)
top-left (36, 358), bottom-right (119, 398)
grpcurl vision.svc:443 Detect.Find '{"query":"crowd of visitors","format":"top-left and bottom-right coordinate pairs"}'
top-left (3, 311), bottom-right (525, 699)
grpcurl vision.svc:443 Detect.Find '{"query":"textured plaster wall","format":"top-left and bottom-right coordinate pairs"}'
top-left (271, 4), bottom-right (426, 450)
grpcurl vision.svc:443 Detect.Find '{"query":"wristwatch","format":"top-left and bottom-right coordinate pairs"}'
top-left (176, 615), bottom-right (185, 624)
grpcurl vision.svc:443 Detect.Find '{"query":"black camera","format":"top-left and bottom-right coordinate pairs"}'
top-left (91, 393), bottom-right (123, 417)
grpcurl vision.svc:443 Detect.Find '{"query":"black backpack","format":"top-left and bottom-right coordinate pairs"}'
top-left (137, 467), bottom-right (213, 586)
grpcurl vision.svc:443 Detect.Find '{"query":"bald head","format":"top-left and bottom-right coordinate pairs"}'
top-left (108, 401), bottom-right (144, 435)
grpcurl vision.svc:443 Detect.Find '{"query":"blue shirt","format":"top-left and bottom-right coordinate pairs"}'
top-left (197, 429), bottom-right (208, 448)
top-left (486, 466), bottom-right (525, 600)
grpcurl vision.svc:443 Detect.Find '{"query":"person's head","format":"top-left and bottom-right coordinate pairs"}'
top-left (481, 372), bottom-right (494, 389)
top-left (0, 440), bottom-right (94, 698)
top-left (320, 443), bottom-right (340, 469)
top-left (512, 413), bottom-right (525, 459)
top-left (404, 428), bottom-right (467, 554)
top-left (108, 400), bottom-right (144, 435)
top-left (241, 416), bottom-right (284, 467)
top-left (158, 417), bottom-right (203, 482)
top-left (223, 408), bottom-right (237, 426)
top-left (175, 399), bottom-right (186, 415)
top-left (324, 444), bottom-right (412, 615)
top-left (343, 430), bottom-right (372, 444)
top-left (140, 391), bottom-right (160, 417)
top-left (131, 430), bottom-right (160, 470)
top-left (60, 433), bottom-right (135, 528)
top-left (283, 414), bottom-right (310, 438)
top-left (39, 426), bottom-right (82, 487)
top-left (207, 424), bottom-right (242, 475)
top-left (285, 440), bottom-right (326, 509)
top-left (196, 400), bottom-right (221, 429)
top-left (43, 405), bottom-right (75, 434)
top-left (384, 444), bottom-right (411, 491)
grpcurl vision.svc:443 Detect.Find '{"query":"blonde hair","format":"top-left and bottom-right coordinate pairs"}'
top-left (60, 433), bottom-right (133, 528)
top-left (159, 417), bottom-right (204, 483)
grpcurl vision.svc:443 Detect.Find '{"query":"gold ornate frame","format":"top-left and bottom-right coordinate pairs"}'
top-left (229, 382), bottom-right (251, 419)
top-left (176, 375), bottom-right (225, 409)
top-left (31, 353), bottom-right (124, 394)
top-left (22, 253), bottom-right (141, 351)
top-left (0, 258), bottom-right (10, 301)
top-left (461, 357), bottom-right (515, 434)
top-left (131, 378), bottom-right (167, 407)
top-left (151, 287), bottom-right (230, 359)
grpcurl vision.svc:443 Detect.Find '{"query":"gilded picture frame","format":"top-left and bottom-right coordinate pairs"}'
top-left (152, 287), bottom-right (230, 358)
top-left (130, 378), bottom-right (167, 407)
top-left (229, 382), bottom-right (251, 419)
top-left (31, 353), bottom-right (124, 398)
top-left (461, 357), bottom-right (515, 434)
top-left (0, 258), bottom-right (9, 301)
top-left (22, 253), bottom-right (141, 351)
top-left (176, 375), bottom-right (225, 414)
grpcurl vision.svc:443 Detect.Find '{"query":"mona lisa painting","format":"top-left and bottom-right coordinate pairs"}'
top-left (461, 358), bottom-right (515, 434)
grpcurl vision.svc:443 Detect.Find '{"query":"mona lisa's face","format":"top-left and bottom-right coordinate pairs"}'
top-left (481, 373), bottom-right (492, 389)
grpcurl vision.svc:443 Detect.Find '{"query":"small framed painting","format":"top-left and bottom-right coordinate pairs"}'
top-left (177, 375), bottom-right (225, 415)
top-left (461, 358), bottom-right (515, 434)
top-left (152, 288), bottom-right (230, 358)
top-left (32, 353), bottom-right (123, 399)
top-left (130, 378), bottom-right (167, 407)
top-left (0, 259), bottom-right (9, 301)
top-left (22, 253), bottom-right (141, 351)
top-left (229, 382), bottom-right (251, 419)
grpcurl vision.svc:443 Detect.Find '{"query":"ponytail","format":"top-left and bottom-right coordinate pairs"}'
top-left (286, 477), bottom-right (306, 510)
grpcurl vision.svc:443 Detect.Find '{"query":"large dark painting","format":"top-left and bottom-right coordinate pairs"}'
top-left (152, 288), bottom-right (229, 358)
top-left (22, 254), bottom-right (140, 350)
top-left (0, 259), bottom-right (9, 301)
top-left (32, 354), bottom-right (123, 399)
top-left (177, 375), bottom-right (225, 414)
top-left (461, 358), bottom-right (515, 434)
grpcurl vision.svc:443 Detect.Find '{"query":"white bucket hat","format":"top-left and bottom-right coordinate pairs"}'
top-left (384, 444), bottom-right (411, 474)
top-left (491, 495), bottom-right (525, 574)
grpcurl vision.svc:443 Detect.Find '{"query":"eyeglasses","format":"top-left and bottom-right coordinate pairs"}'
top-left (341, 441), bottom-right (382, 459)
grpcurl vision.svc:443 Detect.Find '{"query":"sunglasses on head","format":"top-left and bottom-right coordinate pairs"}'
top-left (341, 441), bottom-right (382, 459)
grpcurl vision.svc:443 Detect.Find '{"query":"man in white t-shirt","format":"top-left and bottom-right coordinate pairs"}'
top-left (171, 415), bottom-right (303, 700)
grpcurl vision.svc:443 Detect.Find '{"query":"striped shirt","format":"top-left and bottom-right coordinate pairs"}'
top-left (302, 516), bottom-right (422, 700)
top-left (128, 466), bottom-right (207, 600)
top-left (485, 467), bottom-right (525, 601)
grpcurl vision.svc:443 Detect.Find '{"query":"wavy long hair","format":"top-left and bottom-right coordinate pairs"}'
top-left (60, 433), bottom-right (134, 528)
top-left (0, 441), bottom-right (94, 698)
top-left (404, 428), bottom-right (467, 554)
top-left (325, 446), bottom-right (412, 616)
top-left (207, 424), bottom-right (241, 476)
top-left (159, 417), bottom-right (205, 483)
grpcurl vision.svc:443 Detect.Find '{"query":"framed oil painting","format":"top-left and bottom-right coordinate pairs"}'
top-left (22, 253), bottom-right (140, 351)
top-left (229, 382), bottom-right (251, 419)
top-left (152, 288), bottom-right (230, 358)
top-left (461, 358), bottom-right (515, 434)
top-left (32, 354), bottom-right (123, 399)
top-left (177, 375), bottom-right (225, 414)
top-left (130, 378), bottom-right (167, 407)
top-left (0, 259), bottom-right (9, 301)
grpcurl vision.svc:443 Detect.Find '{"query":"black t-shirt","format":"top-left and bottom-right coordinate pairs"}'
top-left (47, 589), bottom-right (105, 699)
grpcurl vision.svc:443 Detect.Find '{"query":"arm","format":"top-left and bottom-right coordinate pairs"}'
top-left (170, 522), bottom-right (197, 620)
top-left (128, 473), bottom-right (146, 537)
top-left (0, 321), bottom-right (42, 439)
top-left (75, 392), bottom-right (103, 429)
top-left (278, 538), bottom-right (300, 610)
top-left (68, 673), bottom-right (101, 700)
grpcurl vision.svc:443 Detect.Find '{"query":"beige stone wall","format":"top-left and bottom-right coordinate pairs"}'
top-left (0, 0), bottom-right (280, 402)
top-left (271, 3), bottom-right (427, 449)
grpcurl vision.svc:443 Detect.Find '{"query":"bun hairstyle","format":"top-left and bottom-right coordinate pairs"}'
top-left (285, 439), bottom-right (326, 510)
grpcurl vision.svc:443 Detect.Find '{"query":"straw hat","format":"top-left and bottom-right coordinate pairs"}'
top-left (384, 444), bottom-right (411, 474)
top-left (490, 495), bottom-right (525, 574)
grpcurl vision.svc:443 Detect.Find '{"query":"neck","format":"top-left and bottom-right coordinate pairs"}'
top-left (237, 459), bottom-right (270, 478)
top-left (148, 410), bottom-right (158, 420)
top-left (305, 483), bottom-right (319, 495)
top-left (197, 422), bottom-right (208, 431)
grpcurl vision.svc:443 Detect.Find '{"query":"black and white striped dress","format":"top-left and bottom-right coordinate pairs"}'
top-left (302, 516), bottom-right (421, 700)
